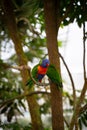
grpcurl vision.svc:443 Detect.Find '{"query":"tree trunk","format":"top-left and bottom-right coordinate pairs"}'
top-left (1, 0), bottom-right (43, 130)
top-left (44, 0), bottom-right (64, 130)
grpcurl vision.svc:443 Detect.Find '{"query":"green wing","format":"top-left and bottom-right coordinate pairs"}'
top-left (32, 64), bottom-right (39, 79)
top-left (26, 64), bottom-right (39, 88)
top-left (46, 64), bottom-right (62, 88)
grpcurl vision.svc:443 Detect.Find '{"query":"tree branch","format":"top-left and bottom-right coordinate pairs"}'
top-left (59, 52), bottom-right (78, 130)
top-left (83, 22), bottom-right (86, 80)
top-left (64, 116), bottom-right (69, 128)
top-left (0, 91), bottom-right (50, 109)
top-left (59, 52), bottom-right (76, 108)
top-left (69, 79), bottom-right (87, 130)
top-left (17, 17), bottom-right (40, 36)
top-left (79, 104), bottom-right (87, 116)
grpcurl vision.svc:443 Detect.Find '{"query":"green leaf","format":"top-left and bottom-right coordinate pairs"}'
top-left (0, 105), bottom-right (9, 114)
top-left (78, 118), bottom-right (82, 130)
top-left (81, 115), bottom-right (87, 126)
top-left (7, 107), bottom-right (14, 122)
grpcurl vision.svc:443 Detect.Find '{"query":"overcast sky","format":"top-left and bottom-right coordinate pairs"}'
top-left (59, 22), bottom-right (87, 89)
top-left (59, 22), bottom-right (84, 73)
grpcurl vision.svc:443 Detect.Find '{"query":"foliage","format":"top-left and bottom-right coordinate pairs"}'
top-left (0, 121), bottom-right (51, 130)
top-left (0, 59), bottom-right (26, 123)
top-left (0, 0), bottom-right (87, 61)
top-left (59, 0), bottom-right (87, 27)
top-left (0, 0), bottom-right (46, 62)
top-left (0, 122), bottom-right (32, 130)
top-left (11, 0), bottom-right (87, 28)
top-left (78, 106), bottom-right (87, 130)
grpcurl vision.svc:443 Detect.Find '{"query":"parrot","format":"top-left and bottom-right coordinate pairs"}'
top-left (26, 59), bottom-right (50, 88)
top-left (26, 59), bottom-right (62, 89)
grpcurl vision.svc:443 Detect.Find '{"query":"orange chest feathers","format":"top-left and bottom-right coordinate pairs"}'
top-left (38, 66), bottom-right (48, 75)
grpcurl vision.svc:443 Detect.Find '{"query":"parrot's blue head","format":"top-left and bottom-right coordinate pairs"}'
top-left (41, 59), bottom-right (50, 68)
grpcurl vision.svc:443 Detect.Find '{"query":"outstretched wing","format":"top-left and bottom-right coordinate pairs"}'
top-left (46, 64), bottom-right (62, 88)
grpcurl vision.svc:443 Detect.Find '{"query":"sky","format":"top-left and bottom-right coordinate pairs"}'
top-left (59, 22), bottom-right (83, 73)
top-left (59, 22), bottom-right (87, 89)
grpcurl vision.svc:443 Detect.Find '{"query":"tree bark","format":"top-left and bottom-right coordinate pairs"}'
top-left (44, 0), bottom-right (64, 130)
top-left (1, 0), bottom-right (43, 130)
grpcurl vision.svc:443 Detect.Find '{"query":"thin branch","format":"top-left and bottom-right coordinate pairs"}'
top-left (0, 91), bottom-right (50, 109)
top-left (69, 79), bottom-right (87, 130)
top-left (17, 17), bottom-right (40, 36)
top-left (83, 22), bottom-right (86, 80)
top-left (59, 52), bottom-right (78, 130)
top-left (29, 68), bottom-right (50, 86)
top-left (59, 52), bottom-right (76, 108)
top-left (64, 116), bottom-right (69, 128)
top-left (79, 104), bottom-right (87, 116)
top-left (59, 53), bottom-right (78, 130)
top-left (11, 65), bottom-right (31, 71)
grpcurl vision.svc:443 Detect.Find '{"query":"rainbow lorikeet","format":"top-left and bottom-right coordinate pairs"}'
top-left (37, 59), bottom-right (50, 82)
top-left (26, 59), bottom-right (50, 88)
top-left (26, 59), bottom-right (62, 88)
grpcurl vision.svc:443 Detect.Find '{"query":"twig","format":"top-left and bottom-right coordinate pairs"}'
top-left (29, 69), bottom-right (50, 86)
top-left (0, 91), bottom-right (50, 109)
top-left (11, 65), bottom-right (31, 71)
top-left (83, 22), bottom-right (86, 80)
top-left (64, 116), bottom-right (69, 128)
top-left (69, 79), bottom-right (87, 130)
top-left (79, 104), bottom-right (87, 116)
top-left (59, 52), bottom-right (76, 108)
top-left (17, 17), bottom-right (40, 36)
